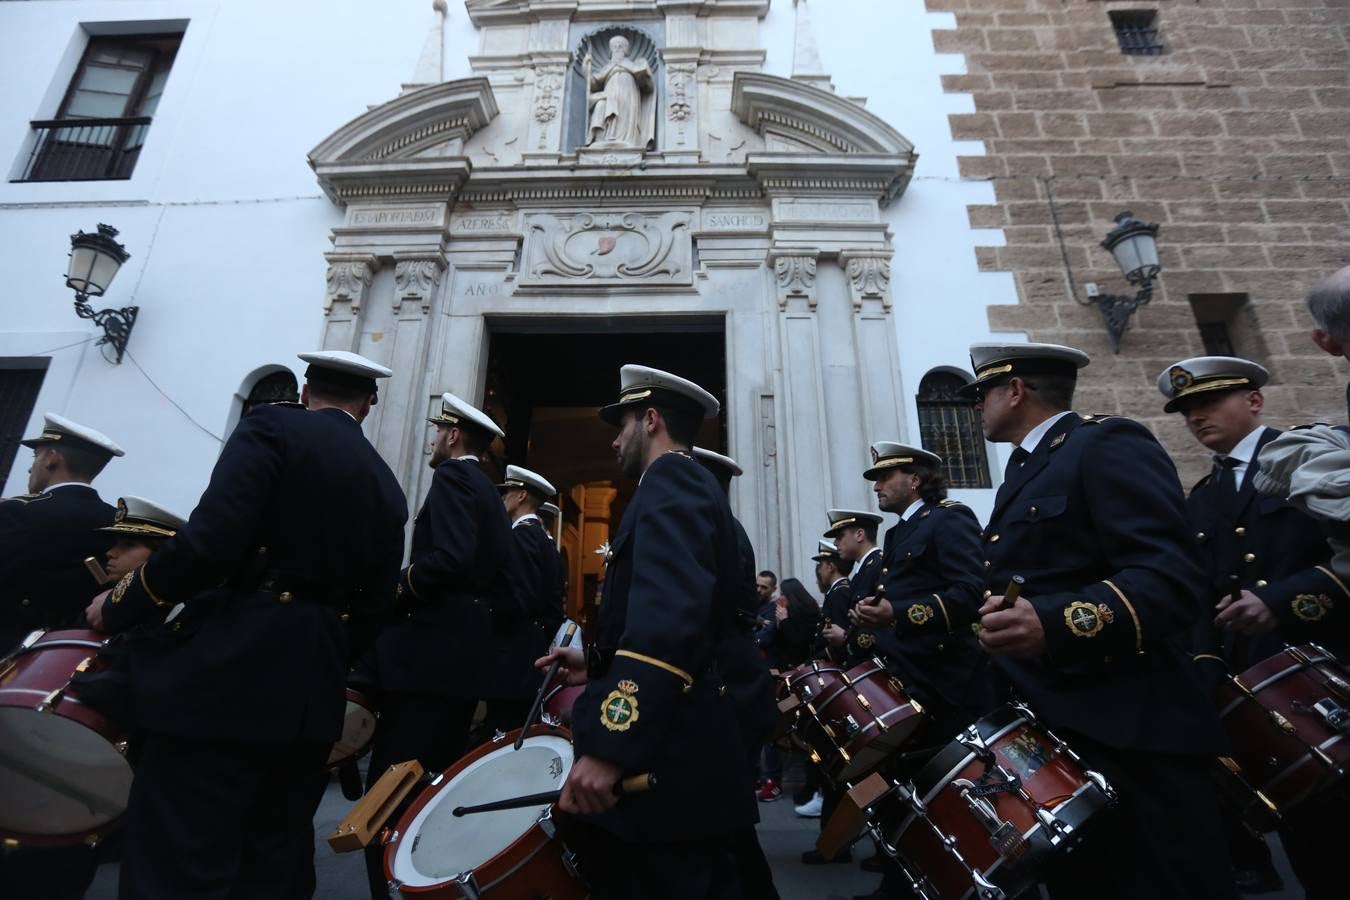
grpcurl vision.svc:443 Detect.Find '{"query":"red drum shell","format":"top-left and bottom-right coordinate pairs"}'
top-left (327, 687), bottom-right (378, 770)
top-left (0, 629), bottom-right (131, 847)
top-left (542, 682), bottom-right (585, 726)
top-left (887, 705), bottom-right (1113, 900)
top-left (384, 724), bottom-right (584, 900)
top-left (1216, 644), bottom-right (1350, 823)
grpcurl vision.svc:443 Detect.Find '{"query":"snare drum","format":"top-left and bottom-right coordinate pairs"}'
top-left (541, 682), bottom-right (584, 726)
top-left (384, 724), bottom-right (585, 899)
top-left (327, 687), bottom-right (378, 771)
top-left (0, 629), bottom-right (131, 848)
top-left (880, 704), bottom-right (1114, 900)
top-left (787, 657), bottom-right (925, 783)
top-left (1215, 643), bottom-right (1350, 828)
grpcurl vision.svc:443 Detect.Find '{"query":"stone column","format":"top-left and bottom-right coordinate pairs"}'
top-left (840, 248), bottom-right (906, 446)
top-left (768, 247), bottom-right (831, 583)
top-left (815, 259), bottom-right (870, 511)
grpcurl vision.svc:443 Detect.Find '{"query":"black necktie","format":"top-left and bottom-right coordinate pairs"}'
top-left (1214, 455), bottom-right (1240, 515)
top-left (1004, 447), bottom-right (1030, 483)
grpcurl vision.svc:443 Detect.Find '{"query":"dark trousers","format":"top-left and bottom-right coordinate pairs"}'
top-left (362, 694), bottom-right (476, 900)
top-left (481, 698), bottom-right (531, 739)
top-left (1043, 736), bottom-right (1237, 900)
top-left (118, 733), bottom-right (330, 900)
top-left (564, 818), bottom-right (745, 900)
top-left (1281, 790), bottom-right (1346, 900)
top-left (0, 844), bottom-right (99, 900)
top-left (737, 743), bottom-right (780, 900)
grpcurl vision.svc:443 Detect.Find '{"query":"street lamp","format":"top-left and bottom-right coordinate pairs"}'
top-left (1087, 211), bottom-right (1161, 353)
top-left (66, 223), bottom-right (136, 363)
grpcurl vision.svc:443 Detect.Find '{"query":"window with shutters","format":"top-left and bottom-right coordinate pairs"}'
top-left (917, 371), bottom-right (992, 489)
top-left (16, 32), bottom-right (183, 182)
top-left (0, 361), bottom-right (51, 488)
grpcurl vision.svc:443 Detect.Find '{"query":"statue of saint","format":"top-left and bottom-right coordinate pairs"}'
top-left (584, 35), bottom-right (655, 149)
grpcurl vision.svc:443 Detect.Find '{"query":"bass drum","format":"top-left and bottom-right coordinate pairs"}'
top-left (0, 629), bottom-right (131, 848)
top-left (384, 724), bottom-right (584, 899)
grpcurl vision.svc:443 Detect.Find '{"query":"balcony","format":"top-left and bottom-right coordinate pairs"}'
top-left (14, 117), bottom-right (153, 182)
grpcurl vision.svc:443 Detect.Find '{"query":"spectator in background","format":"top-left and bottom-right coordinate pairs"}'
top-left (754, 570), bottom-right (778, 651)
top-left (757, 577), bottom-right (819, 802)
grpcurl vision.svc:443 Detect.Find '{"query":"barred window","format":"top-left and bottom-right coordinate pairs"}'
top-left (1110, 10), bottom-right (1164, 56)
top-left (917, 371), bottom-right (991, 489)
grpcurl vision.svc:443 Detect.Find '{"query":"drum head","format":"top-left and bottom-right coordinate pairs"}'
top-left (0, 707), bottom-right (132, 838)
top-left (390, 733), bottom-right (574, 887)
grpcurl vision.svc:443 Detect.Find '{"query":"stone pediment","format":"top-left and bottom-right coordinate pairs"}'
top-left (308, 78), bottom-right (498, 202)
top-left (465, 0), bottom-right (770, 27)
top-left (731, 72), bottom-right (916, 205)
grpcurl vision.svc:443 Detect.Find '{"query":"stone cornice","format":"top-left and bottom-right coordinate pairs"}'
top-left (308, 78), bottom-right (498, 165)
top-left (314, 159), bottom-right (474, 204)
top-left (466, 0), bottom-right (768, 26)
top-left (746, 153), bottom-right (913, 206)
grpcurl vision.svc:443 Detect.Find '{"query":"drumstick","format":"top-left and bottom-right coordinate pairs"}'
top-left (1000, 575), bottom-right (1026, 610)
top-left (85, 556), bottom-right (113, 586)
top-left (451, 772), bottom-right (656, 817)
top-left (515, 621), bottom-right (579, 751)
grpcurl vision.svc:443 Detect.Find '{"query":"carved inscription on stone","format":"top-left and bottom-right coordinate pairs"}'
top-left (519, 211), bottom-right (694, 287)
top-left (451, 214), bottom-right (516, 233)
top-left (347, 206), bottom-right (444, 227)
top-left (774, 200), bottom-right (876, 224)
top-left (702, 211), bottom-right (769, 232)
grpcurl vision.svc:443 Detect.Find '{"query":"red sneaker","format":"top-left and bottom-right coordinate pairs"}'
top-left (756, 778), bottom-right (782, 802)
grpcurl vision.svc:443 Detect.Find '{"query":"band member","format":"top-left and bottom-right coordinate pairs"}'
top-left (0, 414), bottom-right (123, 653)
top-left (966, 342), bottom-right (1235, 899)
top-left (86, 350), bottom-right (407, 900)
top-left (694, 445), bottom-right (781, 900)
top-left (819, 509), bottom-right (886, 665)
top-left (101, 496), bottom-right (188, 582)
top-left (1159, 355), bottom-right (1346, 898)
top-left (812, 540), bottom-right (851, 653)
top-left (361, 391), bottom-right (512, 899)
top-left (537, 365), bottom-right (774, 899)
top-left (483, 464), bottom-right (564, 735)
top-left (853, 442), bottom-right (990, 727)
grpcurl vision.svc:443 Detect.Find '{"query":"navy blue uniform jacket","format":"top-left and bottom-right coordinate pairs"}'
top-left (488, 516), bottom-right (565, 700)
top-left (0, 484), bottom-right (114, 652)
top-left (982, 413), bottom-right (1224, 756)
top-left (571, 452), bottom-right (772, 841)
top-left (379, 456), bottom-right (513, 699)
top-left (1186, 426), bottom-right (1349, 671)
top-left (880, 500), bottom-right (989, 713)
top-left (101, 404), bottom-right (407, 744)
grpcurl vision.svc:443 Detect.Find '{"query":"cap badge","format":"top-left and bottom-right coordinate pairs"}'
top-left (601, 681), bottom-right (640, 732)
top-left (870, 446), bottom-right (880, 464)
top-left (1064, 601), bottom-right (1105, 638)
top-left (115, 499), bottom-right (128, 523)
top-left (1169, 366), bottom-right (1194, 392)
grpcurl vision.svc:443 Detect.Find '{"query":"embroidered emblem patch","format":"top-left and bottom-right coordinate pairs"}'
top-left (601, 680), bottom-right (640, 732)
top-left (110, 571), bottom-right (133, 605)
top-left (1050, 433), bottom-right (1066, 449)
top-left (856, 632), bottom-right (877, 651)
top-left (1065, 601), bottom-right (1104, 638)
top-left (1096, 603), bottom-right (1115, 624)
top-left (1170, 366), bottom-right (1194, 392)
top-left (908, 604), bottom-right (934, 626)
top-left (1292, 593), bottom-right (1332, 623)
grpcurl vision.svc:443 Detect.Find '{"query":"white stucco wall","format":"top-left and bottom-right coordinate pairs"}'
top-left (0, 0), bottom-right (1017, 524)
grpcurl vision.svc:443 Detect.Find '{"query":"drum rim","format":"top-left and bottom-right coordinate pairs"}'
top-left (907, 705), bottom-right (1027, 799)
top-left (384, 723), bottom-right (573, 890)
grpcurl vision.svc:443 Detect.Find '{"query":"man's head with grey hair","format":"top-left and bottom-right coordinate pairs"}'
top-left (1308, 265), bottom-right (1350, 360)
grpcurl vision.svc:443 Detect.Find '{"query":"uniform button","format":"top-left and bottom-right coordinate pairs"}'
top-left (339, 613), bottom-right (350, 622)
top-left (983, 590), bottom-right (992, 599)
top-left (279, 591), bottom-right (294, 603)
top-left (172, 621), bottom-right (183, 632)
top-left (983, 561), bottom-right (991, 570)
top-left (881, 568), bottom-right (889, 575)
top-left (1256, 580), bottom-right (1268, 588)
top-left (990, 534), bottom-right (1000, 543)
top-left (1196, 532), bottom-right (1206, 541)
top-left (1104, 656), bottom-right (1112, 664)
top-left (257, 546), bottom-right (267, 555)
top-left (1244, 553), bottom-right (1256, 563)
top-left (20, 598), bottom-right (30, 606)
top-left (1029, 506), bottom-right (1038, 516)
top-left (1234, 527), bottom-right (1246, 536)
top-left (937, 643), bottom-right (945, 652)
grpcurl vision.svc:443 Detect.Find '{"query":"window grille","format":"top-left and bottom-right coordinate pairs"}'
top-left (16, 33), bottom-right (181, 182)
top-left (0, 363), bottom-right (49, 486)
top-left (917, 371), bottom-right (992, 489)
top-left (1110, 11), bottom-right (1164, 56)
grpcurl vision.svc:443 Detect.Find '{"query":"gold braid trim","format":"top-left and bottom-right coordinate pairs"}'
top-left (140, 566), bottom-right (170, 607)
top-left (614, 650), bottom-right (693, 686)
top-left (1316, 566), bottom-right (1350, 603)
top-left (403, 564), bottom-right (425, 602)
top-left (1102, 579), bottom-right (1142, 653)
top-left (932, 593), bottom-right (952, 632)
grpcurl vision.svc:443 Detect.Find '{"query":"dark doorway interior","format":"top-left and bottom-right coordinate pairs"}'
top-left (483, 319), bottom-right (727, 626)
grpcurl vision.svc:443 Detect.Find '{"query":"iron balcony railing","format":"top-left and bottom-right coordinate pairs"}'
top-left (15, 116), bottom-right (153, 182)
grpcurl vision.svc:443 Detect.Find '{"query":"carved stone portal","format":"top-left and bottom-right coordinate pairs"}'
top-left (519, 211), bottom-right (693, 288)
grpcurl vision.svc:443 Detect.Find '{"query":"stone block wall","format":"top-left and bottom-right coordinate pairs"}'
top-left (928, 0), bottom-right (1349, 485)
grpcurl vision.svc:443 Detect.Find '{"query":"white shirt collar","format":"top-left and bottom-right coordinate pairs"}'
top-left (43, 482), bottom-right (94, 494)
top-left (1017, 410), bottom-right (1075, 455)
top-left (513, 512), bottom-right (541, 527)
top-left (829, 575), bottom-right (848, 592)
top-left (901, 498), bottom-right (926, 522)
top-left (854, 546), bottom-right (881, 573)
top-left (456, 454), bottom-right (480, 463)
top-left (1225, 425), bottom-right (1265, 466)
